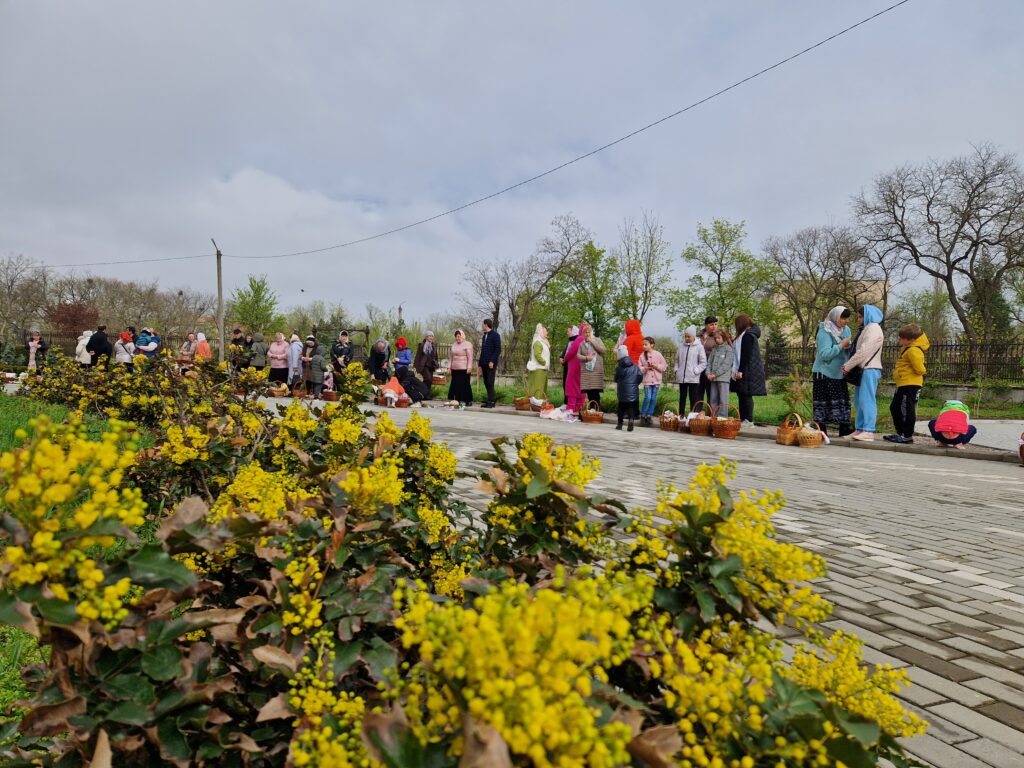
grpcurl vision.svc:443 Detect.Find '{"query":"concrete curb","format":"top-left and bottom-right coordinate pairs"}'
top-left (393, 401), bottom-right (1023, 467)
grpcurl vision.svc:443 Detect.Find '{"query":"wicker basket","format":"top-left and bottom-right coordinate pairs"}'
top-left (513, 395), bottom-right (532, 411)
top-left (659, 411), bottom-right (678, 432)
top-left (712, 404), bottom-right (742, 440)
top-left (395, 394), bottom-right (411, 408)
top-left (687, 401), bottom-right (713, 436)
top-left (320, 391), bottom-right (338, 402)
top-left (798, 421), bottom-right (825, 448)
top-left (580, 401), bottom-right (603, 424)
top-left (374, 393), bottom-right (388, 406)
top-left (776, 413), bottom-right (803, 446)
top-left (269, 384), bottom-right (289, 398)
top-left (530, 400), bottom-right (548, 412)
top-left (431, 373), bottom-right (447, 387)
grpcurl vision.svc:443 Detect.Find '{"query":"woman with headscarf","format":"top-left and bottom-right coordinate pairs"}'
top-left (577, 323), bottom-right (606, 409)
top-left (267, 332), bottom-right (290, 384)
top-left (525, 324), bottom-right (550, 403)
top-left (447, 329), bottom-right (474, 406)
top-left (194, 333), bottom-right (212, 361)
top-left (393, 337), bottom-right (412, 374)
top-left (561, 322), bottom-right (588, 412)
top-left (414, 331), bottom-right (439, 387)
top-left (561, 325), bottom-right (578, 400)
top-left (841, 305), bottom-right (885, 441)
top-left (75, 330), bottom-right (94, 367)
top-left (811, 306), bottom-right (854, 437)
top-left (367, 338), bottom-right (391, 384)
top-left (731, 315), bottom-right (766, 426)
top-left (288, 334), bottom-right (304, 387)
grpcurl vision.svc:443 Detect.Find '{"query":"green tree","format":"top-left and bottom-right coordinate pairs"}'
top-left (535, 241), bottom-right (618, 339)
top-left (886, 279), bottom-right (955, 343)
top-left (610, 211), bottom-right (673, 323)
top-left (962, 256), bottom-right (1014, 341)
top-left (666, 219), bottom-right (783, 333)
top-left (227, 274), bottom-right (285, 333)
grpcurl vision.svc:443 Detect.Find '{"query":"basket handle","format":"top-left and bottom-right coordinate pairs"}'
top-left (586, 400), bottom-right (601, 413)
top-left (805, 420), bottom-right (822, 432)
top-left (691, 400), bottom-right (712, 417)
top-left (722, 403), bottom-right (740, 420)
top-left (783, 412), bottom-right (804, 429)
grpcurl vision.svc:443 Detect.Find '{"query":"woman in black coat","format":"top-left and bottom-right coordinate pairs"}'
top-left (730, 315), bottom-right (766, 425)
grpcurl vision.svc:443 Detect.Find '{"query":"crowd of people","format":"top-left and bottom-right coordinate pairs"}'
top-left (21, 307), bottom-right (978, 448)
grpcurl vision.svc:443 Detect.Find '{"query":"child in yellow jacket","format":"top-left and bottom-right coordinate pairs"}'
top-left (884, 324), bottom-right (929, 443)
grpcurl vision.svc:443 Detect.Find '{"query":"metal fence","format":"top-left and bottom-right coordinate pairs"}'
top-left (432, 341), bottom-right (1024, 385)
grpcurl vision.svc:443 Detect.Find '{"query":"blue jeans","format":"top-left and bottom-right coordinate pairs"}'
top-left (641, 385), bottom-right (659, 416)
top-left (854, 369), bottom-right (881, 431)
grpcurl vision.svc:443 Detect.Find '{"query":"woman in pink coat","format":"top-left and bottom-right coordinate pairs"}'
top-left (561, 321), bottom-right (588, 412)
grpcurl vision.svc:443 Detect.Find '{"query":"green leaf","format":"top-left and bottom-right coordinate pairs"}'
top-left (106, 700), bottom-right (150, 726)
top-left (520, 458), bottom-right (550, 485)
top-left (363, 636), bottom-right (398, 682)
top-left (526, 475), bottom-right (550, 499)
top-left (708, 554), bottom-right (743, 579)
top-left (157, 719), bottom-right (191, 760)
top-left (826, 736), bottom-right (874, 768)
top-left (695, 587), bottom-right (716, 622)
top-left (128, 545), bottom-right (196, 589)
top-left (835, 707), bottom-right (881, 746)
top-left (332, 641), bottom-right (362, 677)
top-left (0, 592), bottom-right (38, 635)
top-left (141, 644), bottom-right (185, 681)
top-left (711, 578), bottom-right (744, 612)
top-left (37, 598), bottom-right (80, 626)
top-left (105, 674), bottom-right (155, 704)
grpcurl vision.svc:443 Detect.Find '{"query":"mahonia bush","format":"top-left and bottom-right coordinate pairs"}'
top-left (0, 364), bottom-right (926, 768)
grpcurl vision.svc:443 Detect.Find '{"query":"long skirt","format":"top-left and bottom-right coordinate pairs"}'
top-left (269, 367), bottom-right (288, 384)
top-left (564, 360), bottom-right (584, 411)
top-left (448, 369), bottom-right (472, 405)
top-left (812, 373), bottom-right (851, 426)
top-left (527, 368), bottom-right (548, 400)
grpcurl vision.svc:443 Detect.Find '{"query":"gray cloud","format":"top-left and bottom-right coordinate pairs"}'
top-left (1, 0), bottom-right (1022, 334)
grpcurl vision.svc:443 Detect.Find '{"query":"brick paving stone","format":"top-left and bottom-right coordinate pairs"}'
top-left (372, 406), bottom-right (1024, 767)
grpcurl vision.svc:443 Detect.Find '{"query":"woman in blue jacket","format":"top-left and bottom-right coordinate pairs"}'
top-left (811, 306), bottom-right (853, 436)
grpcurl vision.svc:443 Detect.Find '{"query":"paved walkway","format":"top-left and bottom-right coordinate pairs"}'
top-left (377, 404), bottom-right (1024, 768)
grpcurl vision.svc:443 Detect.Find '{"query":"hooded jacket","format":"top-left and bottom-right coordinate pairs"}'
top-left (731, 325), bottom-right (767, 396)
top-left (249, 333), bottom-right (270, 368)
top-left (639, 349), bottom-right (668, 386)
top-left (844, 305), bottom-right (885, 372)
top-left (331, 340), bottom-right (354, 370)
top-left (86, 329), bottom-right (112, 362)
top-left (76, 331), bottom-right (93, 364)
top-left (136, 331), bottom-right (160, 358)
top-left (812, 321), bottom-right (853, 380)
top-left (304, 345), bottom-right (327, 384)
top-left (894, 333), bottom-right (929, 387)
top-left (706, 342), bottom-right (735, 381)
top-left (674, 339), bottom-right (707, 384)
top-left (288, 339), bottom-right (304, 373)
top-left (614, 356), bottom-right (643, 402)
top-left (623, 320), bottom-right (644, 364)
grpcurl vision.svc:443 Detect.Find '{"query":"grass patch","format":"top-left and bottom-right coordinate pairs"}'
top-left (0, 627), bottom-right (43, 719)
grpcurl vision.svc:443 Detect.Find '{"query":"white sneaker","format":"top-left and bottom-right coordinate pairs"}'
top-left (741, 420), bottom-right (754, 427)
top-left (848, 431), bottom-right (862, 438)
top-left (851, 432), bottom-right (875, 441)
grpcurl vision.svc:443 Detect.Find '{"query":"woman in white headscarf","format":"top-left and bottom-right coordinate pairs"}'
top-left (526, 323), bottom-right (550, 403)
top-left (811, 305), bottom-right (853, 436)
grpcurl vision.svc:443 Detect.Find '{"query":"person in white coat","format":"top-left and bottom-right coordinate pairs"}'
top-left (287, 334), bottom-right (304, 387)
top-left (75, 330), bottom-right (93, 367)
top-left (674, 325), bottom-right (707, 415)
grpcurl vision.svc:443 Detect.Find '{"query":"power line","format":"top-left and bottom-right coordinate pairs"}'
top-left (227, 0), bottom-right (914, 261)
top-left (45, 0), bottom-right (913, 269)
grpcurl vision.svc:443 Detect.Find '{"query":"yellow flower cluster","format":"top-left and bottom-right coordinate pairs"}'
top-left (416, 505), bottom-right (451, 545)
top-left (0, 417), bottom-right (145, 627)
top-left (394, 570), bottom-right (652, 767)
top-left (207, 463), bottom-right (316, 526)
top-left (517, 433), bottom-right (600, 489)
top-left (788, 631), bottom-right (926, 738)
top-left (336, 457), bottom-right (404, 512)
top-left (424, 443), bottom-right (457, 486)
top-left (274, 400), bottom-right (320, 448)
top-left (372, 411), bottom-right (400, 444)
top-left (283, 556), bottom-right (325, 636)
top-left (427, 553), bottom-right (468, 600)
top-left (401, 411), bottom-right (433, 443)
top-left (328, 417), bottom-right (363, 446)
top-left (163, 424), bottom-right (211, 464)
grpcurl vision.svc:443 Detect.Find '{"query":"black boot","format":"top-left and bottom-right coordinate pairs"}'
top-left (616, 418), bottom-right (623, 430)
top-left (627, 418), bottom-right (634, 432)
top-left (838, 423), bottom-right (854, 437)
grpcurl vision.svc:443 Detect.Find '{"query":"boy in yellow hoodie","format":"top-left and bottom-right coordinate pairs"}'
top-left (884, 323), bottom-right (929, 444)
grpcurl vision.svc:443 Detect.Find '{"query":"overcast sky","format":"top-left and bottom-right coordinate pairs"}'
top-left (2, 0), bottom-right (1022, 334)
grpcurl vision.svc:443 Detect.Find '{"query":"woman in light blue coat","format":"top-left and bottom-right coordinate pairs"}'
top-left (811, 306), bottom-right (853, 436)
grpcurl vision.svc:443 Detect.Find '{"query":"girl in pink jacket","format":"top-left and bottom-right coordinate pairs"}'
top-left (638, 336), bottom-right (668, 425)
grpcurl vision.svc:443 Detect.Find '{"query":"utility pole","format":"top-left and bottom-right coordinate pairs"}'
top-left (212, 239), bottom-right (225, 363)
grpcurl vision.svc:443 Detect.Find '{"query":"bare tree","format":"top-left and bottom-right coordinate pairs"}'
top-left (610, 210), bottom-right (672, 322)
top-left (0, 254), bottom-right (51, 342)
top-left (854, 143), bottom-right (1024, 346)
top-left (765, 226), bottom-right (844, 345)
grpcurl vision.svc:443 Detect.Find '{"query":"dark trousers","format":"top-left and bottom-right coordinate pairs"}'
top-left (698, 371), bottom-right (711, 406)
top-left (890, 385), bottom-right (921, 439)
top-left (928, 421), bottom-right (977, 446)
top-left (481, 365), bottom-right (497, 404)
top-left (584, 388), bottom-right (603, 410)
top-left (738, 393), bottom-right (755, 423)
top-left (679, 383), bottom-right (701, 414)
top-left (617, 401), bottom-right (638, 425)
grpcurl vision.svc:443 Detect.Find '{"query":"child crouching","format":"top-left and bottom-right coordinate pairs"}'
top-left (638, 336), bottom-right (667, 426)
top-left (614, 345), bottom-right (642, 432)
top-left (928, 400), bottom-right (977, 449)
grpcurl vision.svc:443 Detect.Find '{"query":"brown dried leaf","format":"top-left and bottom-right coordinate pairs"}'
top-left (157, 496), bottom-right (209, 542)
top-left (252, 645), bottom-right (299, 675)
top-left (361, 706), bottom-right (409, 762)
top-left (207, 708), bottom-right (232, 725)
top-left (88, 728), bottom-right (111, 768)
top-left (627, 725), bottom-right (683, 768)
top-left (20, 696), bottom-right (86, 737)
top-left (459, 713), bottom-right (512, 768)
top-left (610, 709), bottom-right (643, 737)
top-left (235, 595), bottom-right (271, 610)
top-left (487, 467), bottom-right (510, 493)
top-left (349, 565), bottom-right (378, 590)
top-left (473, 479), bottom-right (497, 495)
top-left (550, 479), bottom-right (585, 499)
top-left (256, 693), bottom-right (294, 722)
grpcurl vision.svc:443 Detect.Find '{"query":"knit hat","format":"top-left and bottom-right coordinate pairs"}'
top-left (305, 334), bottom-right (316, 341)
top-left (424, 330), bottom-right (434, 337)
top-left (616, 345), bottom-right (629, 360)
top-left (119, 332), bottom-right (132, 342)
top-left (704, 316), bottom-right (718, 325)
top-left (934, 409), bottom-right (969, 435)
top-left (396, 337), bottom-right (407, 349)
top-left (684, 325), bottom-right (697, 338)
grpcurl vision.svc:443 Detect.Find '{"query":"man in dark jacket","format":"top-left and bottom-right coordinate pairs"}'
top-left (86, 325), bottom-right (113, 368)
top-left (614, 345), bottom-right (642, 432)
top-left (478, 319), bottom-right (501, 408)
top-left (331, 331), bottom-right (354, 373)
top-left (366, 339), bottom-right (390, 384)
